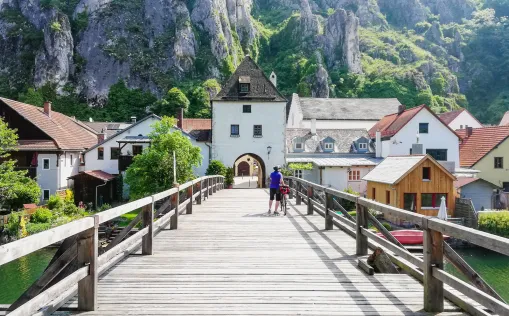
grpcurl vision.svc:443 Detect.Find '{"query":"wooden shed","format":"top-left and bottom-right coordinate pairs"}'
top-left (69, 170), bottom-right (119, 208)
top-left (363, 155), bottom-right (456, 224)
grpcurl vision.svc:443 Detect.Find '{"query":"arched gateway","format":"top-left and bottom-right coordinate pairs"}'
top-left (234, 153), bottom-right (266, 188)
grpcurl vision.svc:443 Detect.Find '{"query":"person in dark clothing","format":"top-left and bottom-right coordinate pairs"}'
top-left (268, 166), bottom-right (283, 215)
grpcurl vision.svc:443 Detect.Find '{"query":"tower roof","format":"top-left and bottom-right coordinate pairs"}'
top-left (213, 56), bottom-right (286, 102)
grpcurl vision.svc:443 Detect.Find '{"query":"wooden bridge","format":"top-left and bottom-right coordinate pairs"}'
top-left (1, 176), bottom-right (509, 315)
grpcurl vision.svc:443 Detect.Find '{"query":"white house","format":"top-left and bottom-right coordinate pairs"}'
top-left (439, 108), bottom-right (483, 130)
top-left (211, 56), bottom-right (287, 187)
top-left (286, 127), bottom-right (381, 195)
top-left (369, 105), bottom-right (461, 171)
top-left (287, 93), bottom-right (401, 130)
top-left (83, 114), bottom-right (210, 177)
top-left (0, 98), bottom-right (99, 202)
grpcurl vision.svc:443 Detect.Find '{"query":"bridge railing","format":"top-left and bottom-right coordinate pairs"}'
top-left (287, 176), bottom-right (509, 316)
top-left (0, 175), bottom-right (224, 315)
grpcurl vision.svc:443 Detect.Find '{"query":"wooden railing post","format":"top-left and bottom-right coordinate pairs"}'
top-left (204, 178), bottom-right (209, 199)
top-left (213, 177), bottom-right (217, 193)
top-left (209, 178), bottom-right (213, 196)
top-left (296, 181), bottom-right (302, 205)
top-left (187, 184), bottom-right (193, 214)
top-left (196, 181), bottom-right (202, 205)
top-left (307, 186), bottom-right (314, 215)
top-left (170, 185), bottom-right (179, 230)
top-left (142, 197), bottom-right (154, 255)
top-left (422, 218), bottom-right (444, 312)
top-left (289, 179), bottom-right (293, 199)
top-left (325, 191), bottom-right (333, 230)
top-left (77, 215), bottom-right (99, 311)
top-left (355, 200), bottom-right (368, 256)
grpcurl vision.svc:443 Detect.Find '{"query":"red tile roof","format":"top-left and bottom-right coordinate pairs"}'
top-left (454, 177), bottom-right (479, 189)
top-left (458, 126), bottom-right (509, 167)
top-left (368, 105), bottom-right (425, 138)
top-left (70, 170), bottom-right (116, 181)
top-left (182, 119), bottom-right (212, 132)
top-left (17, 140), bottom-right (58, 151)
top-left (500, 111), bottom-right (509, 126)
top-left (439, 109), bottom-right (464, 125)
top-left (0, 97), bottom-right (98, 151)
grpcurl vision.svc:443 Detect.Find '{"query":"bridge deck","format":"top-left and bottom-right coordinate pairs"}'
top-left (56, 189), bottom-right (466, 315)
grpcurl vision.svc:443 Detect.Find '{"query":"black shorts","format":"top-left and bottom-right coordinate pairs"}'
top-left (270, 188), bottom-right (281, 201)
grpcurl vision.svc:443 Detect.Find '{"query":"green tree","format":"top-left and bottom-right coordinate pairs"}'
top-left (0, 118), bottom-right (41, 210)
top-left (206, 160), bottom-right (227, 176)
top-left (106, 80), bottom-right (157, 121)
top-left (124, 117), bottom-right (202, 199)
top-left (188, 86), bottom-right (211, 118)
top-left (151, 87), bottom-right (190, 117)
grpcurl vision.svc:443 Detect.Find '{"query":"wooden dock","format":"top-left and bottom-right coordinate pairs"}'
top-left (54, 189), bottom-right (467, 315)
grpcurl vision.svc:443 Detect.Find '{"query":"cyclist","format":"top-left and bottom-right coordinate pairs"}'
top-left (268, 166), bottom-right (283, 215)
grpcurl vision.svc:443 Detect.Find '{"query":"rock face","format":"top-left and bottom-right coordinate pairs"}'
top-left (312, 64), bottom-right (330, 98)
top-left (300, 0), bottom-right (319, 38)
top-left (323, 9), bottom-right (362, 73)
top-left (421, 0), bottom-right (476, 24)
top-left (34, 11), bottom-right (74, 92)
top-left (378, 0), bottom-right (427, 27)
top-left (425, 22), bottom-right (444, 46)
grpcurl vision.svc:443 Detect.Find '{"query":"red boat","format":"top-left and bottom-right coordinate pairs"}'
top-left (376, 230), bottom-right (450, 245)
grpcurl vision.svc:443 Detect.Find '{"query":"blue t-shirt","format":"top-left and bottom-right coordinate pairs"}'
top-left (270, 171), bottom-right (282, 189)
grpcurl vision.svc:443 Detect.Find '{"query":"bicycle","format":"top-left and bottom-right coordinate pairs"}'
top-left (279, 184), bottom-right (290, 216)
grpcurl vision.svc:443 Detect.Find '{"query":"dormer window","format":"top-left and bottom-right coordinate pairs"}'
top-left (359, 143), bottom-right (367, 150)
top-left (240, 83), bottom-right (250, 93)
top-left (239, 76), bottom-right (251, 94)
top-left (324, 143), bottom-right (333, 150)
top-left (295, 143), bottom-right (303, 150)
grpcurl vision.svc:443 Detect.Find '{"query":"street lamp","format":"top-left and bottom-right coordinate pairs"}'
top-left (267, 146), bottom-right (272, 159)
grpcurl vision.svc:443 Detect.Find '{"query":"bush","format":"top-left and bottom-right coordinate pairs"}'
top-left (98, 203), bottom-right (112, 212)
top-left (26, 222), bottom-right (52, 235)
top-left (31, 208), bottom-right (52, 223)
top-left (225, 167), bottom-right (234, 186)
top-left (342, 187), bottom-right (360, 211)
top-left (206, 160), bottom-right (227, 176)
top-left (47, 195), bottom-right (64, 210)
top-left (5, 212), bottom-right (21, 237)
top-left (382, 222), bottom-right (393, 231)
top-left (348, 211), bottom-right (357, 218)
top-left (478, 212), bottom-right (509, 238)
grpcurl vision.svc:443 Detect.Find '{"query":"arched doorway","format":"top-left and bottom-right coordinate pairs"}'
top-left (233, 153), bottom-right (266, 188)
top-left (237, 161), bottom-right (250, 176)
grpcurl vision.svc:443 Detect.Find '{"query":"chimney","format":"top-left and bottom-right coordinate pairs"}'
top-left (131, 116), bottom-right (137, 123)
top-left (176, 108), bottom-right (184, 129)
top-left (375, 131), bottom-right (382, 158)
top-left (270, 71), bottom-right (277, 87)
top-left (44, 101), bottom-right (52, 117)
top-left (398, 104), bottom-right (405, 115)
top-left (411, 143), bottom-right (423, 155)
top-left (311, 118), bottom-right (316, 135)
top-left (97, 133), bottom-right (106, 144)
top-left (466, 126), bottom-right (473, 138)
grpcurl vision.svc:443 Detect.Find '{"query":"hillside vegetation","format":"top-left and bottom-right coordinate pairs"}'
top-left (0, 0), bottom-right (508, 124)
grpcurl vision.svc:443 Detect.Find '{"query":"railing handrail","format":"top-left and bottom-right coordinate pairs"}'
top-left (288, 176), bottom-right (509, 256)
top-left (0, 175), bottom-right (225, 266)
top-left (287, 176), bottom-right (509, 315)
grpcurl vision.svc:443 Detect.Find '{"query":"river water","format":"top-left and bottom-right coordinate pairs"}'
top-left (0, 247), bottom-right (508, 304)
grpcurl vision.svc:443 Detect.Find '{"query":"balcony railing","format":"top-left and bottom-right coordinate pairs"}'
top-left (15, 167), bottom-right (37, 179)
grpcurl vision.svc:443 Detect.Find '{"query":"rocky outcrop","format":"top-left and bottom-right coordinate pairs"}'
top-left (34, 11), bottom-right (74, 92)
top-left (226, 0), bottom-right (257, 47)
top-left (191, 0), bottom-right (243, 68)
top-left (425, 22), bottom-right (444, 46)
top-left (323, 9), bottom-right (362, 73)
top-left (420, 0), bottom-right (476, 24)
top-left (378, 0), bottom-right (427, 28)
top-left (312, 64), bottom-right (329, 98)
top-left (300, 0), bottom-right (319, 38)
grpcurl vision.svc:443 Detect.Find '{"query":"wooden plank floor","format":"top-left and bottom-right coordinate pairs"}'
top-left (56, 189), bottom-right (468, 315)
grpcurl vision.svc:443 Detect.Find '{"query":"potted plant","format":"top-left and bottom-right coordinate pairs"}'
top-left (225, 167), bottom-right (234, 189)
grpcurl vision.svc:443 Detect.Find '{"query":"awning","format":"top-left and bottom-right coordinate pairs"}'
top-left (287, 157), bottom-right (382, 167)
top-left (117, 136), bottom-right (151, 144)
top-left (69, 170), bottom-right (116, 182)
